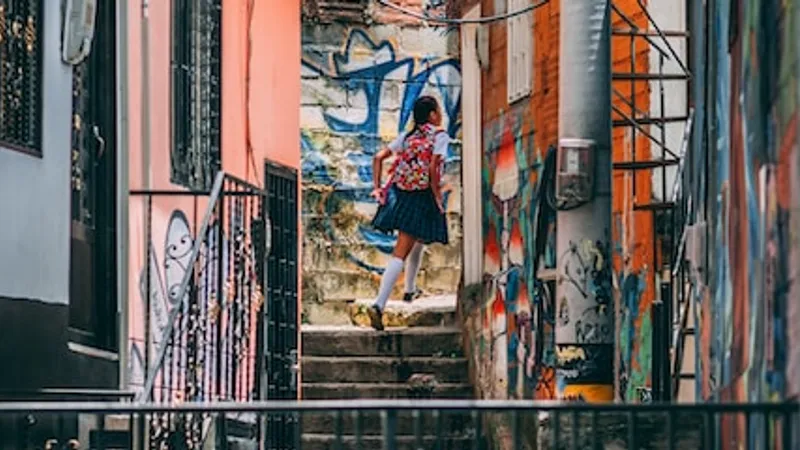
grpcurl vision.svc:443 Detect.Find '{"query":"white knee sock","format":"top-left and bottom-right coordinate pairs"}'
top-left (404, 243), bottom-right (424, 293)
top-left (374, 257), bottom-right (404, 311)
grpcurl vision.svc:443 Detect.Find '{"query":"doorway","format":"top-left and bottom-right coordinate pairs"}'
top-left (68, 1), bottom-right (118, 351)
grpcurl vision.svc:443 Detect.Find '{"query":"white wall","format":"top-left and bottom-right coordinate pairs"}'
top-left (649, 0), bottom-right (688, 203)
top-left (461, 4), bottom-right (483, 286)
top-left (0, 6), bottom-right (73, 305)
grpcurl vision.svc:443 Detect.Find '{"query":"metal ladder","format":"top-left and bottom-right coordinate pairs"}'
top-left (609, 0), bottom-right (693, 402)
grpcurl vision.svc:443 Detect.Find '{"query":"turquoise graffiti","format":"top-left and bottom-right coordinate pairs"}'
top-left (480, 107), bottom-right (557, 400)
top-left (301, 28), bottom-right (461, 273)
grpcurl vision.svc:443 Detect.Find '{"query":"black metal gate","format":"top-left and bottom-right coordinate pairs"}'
top-left (263, 161), bottom-right (300, 449)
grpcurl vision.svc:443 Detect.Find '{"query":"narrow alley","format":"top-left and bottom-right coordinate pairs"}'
top-left (0, 0), bottom-right (798, 449)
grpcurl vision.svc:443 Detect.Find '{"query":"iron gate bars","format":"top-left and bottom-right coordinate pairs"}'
top-left (130, 173), bottom-right (266, 449)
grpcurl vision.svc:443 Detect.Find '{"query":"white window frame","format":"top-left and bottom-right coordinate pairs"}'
top-left (507, 0), bottom-right (533, 103)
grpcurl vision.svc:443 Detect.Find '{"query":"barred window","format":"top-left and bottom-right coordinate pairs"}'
top-left (171, 0), bottom-right (222, 191)
top-left (0, 0), bottom-right (43, 155)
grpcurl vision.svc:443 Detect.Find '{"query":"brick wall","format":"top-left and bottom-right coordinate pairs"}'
top-left (462, 0), bottom-right (658, 408)
top-left (610, 2), bottom-right (655, 403)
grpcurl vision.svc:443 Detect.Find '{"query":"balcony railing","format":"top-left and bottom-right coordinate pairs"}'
top-left (0, 400), bottom-right (796, 449)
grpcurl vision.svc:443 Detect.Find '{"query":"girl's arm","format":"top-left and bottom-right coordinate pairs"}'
top-left (372, 148), bottom-right (392, 190)
top-left (430, 154), bottom-right (444, 212)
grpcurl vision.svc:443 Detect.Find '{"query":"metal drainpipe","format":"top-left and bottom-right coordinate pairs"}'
top-left (555, 0), bottom-right (614, 402)
top-left (116, 0), bottom-right (130, 392)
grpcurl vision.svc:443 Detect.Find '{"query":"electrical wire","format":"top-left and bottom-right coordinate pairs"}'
top-left (375, 0), bottom-right (550, 24)
top-left (244, 0), bottom-right (261, 188)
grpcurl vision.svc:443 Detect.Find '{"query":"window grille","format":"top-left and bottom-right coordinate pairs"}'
top-left (0, 0), bottom-right (43, 155)
top-left (302, 0), bottom-right (367, 23)
top-left (171, 0), bottom-right (222, 191)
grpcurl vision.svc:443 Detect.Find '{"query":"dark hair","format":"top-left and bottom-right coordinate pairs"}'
top-left (405, 95), bottom-right (439, 141)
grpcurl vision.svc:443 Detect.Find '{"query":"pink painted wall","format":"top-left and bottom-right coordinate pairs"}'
top-left (124, 0), bottom-right (301, 393)
top-left (222, 0), bottom-right (302, 180)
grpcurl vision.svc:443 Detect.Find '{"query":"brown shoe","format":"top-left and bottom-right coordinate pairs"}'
top-left (367, 305), bottom-right (384, 331)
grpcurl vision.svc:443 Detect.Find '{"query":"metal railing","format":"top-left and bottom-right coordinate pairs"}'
top-left (129, 172), bottom-right (267, 448)
top-left (0, 400), bottom-right (796, 450)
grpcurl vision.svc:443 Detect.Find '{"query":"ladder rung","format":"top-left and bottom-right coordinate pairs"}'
top-left (633, 202), bottom-right (676, 211)
top-left (679, 373), bottom-right (695, 379)
top-left (612, 28), bottom-right (690, 38)
top-left (613, 115), bottom-right (690, 126)
top-left (613, 159), bottom-right (680, 170)
top-left (682, 328), bottom-right (695, 335)
top-left (613, 72), bottom-right (690, 81)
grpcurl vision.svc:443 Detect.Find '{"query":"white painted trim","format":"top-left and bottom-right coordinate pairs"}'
top-left (68, 341), bottom-right (120, 362)
top-left (461, 4), bottom-right (484, 287)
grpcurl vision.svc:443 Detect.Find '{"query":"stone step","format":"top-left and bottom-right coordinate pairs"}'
top-left (301, 410), bottom-right (475, 435)
top-left (349, 295), bottom-right (457, 329)
top-left (301, 356), bottom-right (469, 383)
top-left (302, 326), bottom-right (463, 358)
top-left (301, 382), bottom-right (474, 400)
top-left (301, 433), bottom-right (476, 450)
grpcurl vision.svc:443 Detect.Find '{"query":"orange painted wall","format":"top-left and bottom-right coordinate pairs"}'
top-left (610, 2), bottom-right (655, 402)
top-left (124, 0), bottom-right (301, 392)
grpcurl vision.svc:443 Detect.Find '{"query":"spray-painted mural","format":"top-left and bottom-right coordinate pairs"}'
top-left (610, 1), bottom-right (657, 403)
top-left (689, 0), bottom-right (799, 446)
top-left (465, 105), bottom-right (557, 400)
top-left (128, 210), bottom-right (194, 391)
top-left (301, 26), bottom-right (462, 307)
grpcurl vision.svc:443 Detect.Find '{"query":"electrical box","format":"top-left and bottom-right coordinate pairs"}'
top-left (62, 0), bottom-right (97, 65)
top-left (555, 138), bottom-right (595, 207)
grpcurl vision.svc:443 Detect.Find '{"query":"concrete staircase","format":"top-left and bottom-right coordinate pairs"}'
top-left (300, 296), bottom-right (478, 449)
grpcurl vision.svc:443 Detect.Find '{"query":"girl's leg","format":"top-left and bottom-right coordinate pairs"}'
top-left (369, 232), bottom-right (418, 330)
top-left (403, 242), bottom-right (424, 301)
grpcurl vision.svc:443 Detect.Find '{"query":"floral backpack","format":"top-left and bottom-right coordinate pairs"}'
top-left (388, 123), bottom-right (444, 191)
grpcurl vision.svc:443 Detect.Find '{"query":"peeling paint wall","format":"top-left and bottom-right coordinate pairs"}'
top-left (300, 6), bottom-right (463, 311)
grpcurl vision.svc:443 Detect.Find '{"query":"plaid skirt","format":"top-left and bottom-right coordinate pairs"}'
top-left (372, 184), bottom-right (449, 245)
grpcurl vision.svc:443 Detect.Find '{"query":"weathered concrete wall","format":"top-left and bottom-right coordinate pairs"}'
top-left (300, 5), bottom-right (463, 315)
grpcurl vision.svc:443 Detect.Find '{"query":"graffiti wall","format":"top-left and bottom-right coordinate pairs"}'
top-left (461, 0), bottom-right (561, 403)
top-left (689, 0), bottom-right (799, 445)
top-left (462, 0), bottom-right (678, 404)
top-left (610, 2), bottom-right (657, 403)
top-left (480, 105), bottom-right (557, 400)
top-left (300, 22), bottom-right (463, 309)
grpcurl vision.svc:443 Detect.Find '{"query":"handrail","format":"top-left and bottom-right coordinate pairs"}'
top-left (670, 108), bottom-right (695, 276)
top-left (670, 108), bottom-right (696, 203)
top-left (0, 400), bottom-right (797, 414)
top-left (635, 0), bottom-right (690, 76)
top-left (138, 172), bottom-right (226, 402)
